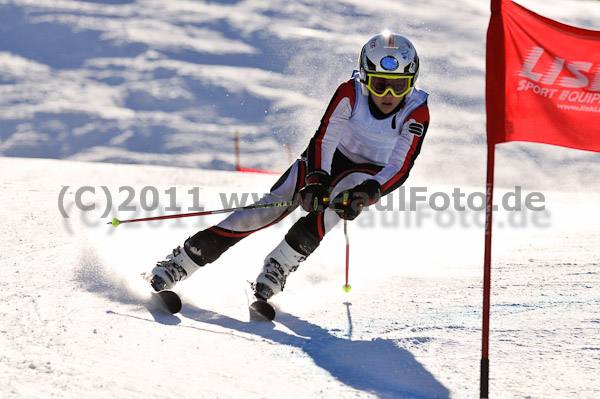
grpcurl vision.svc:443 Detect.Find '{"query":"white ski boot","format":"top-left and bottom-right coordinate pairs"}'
top-left (149, 246), bottom-right (202, 291)
top-left (253, 239), bottom-right (306, 300)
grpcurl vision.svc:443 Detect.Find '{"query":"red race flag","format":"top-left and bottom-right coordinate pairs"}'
top-left (487, 0), bottom-right (600, 153)
top-left (483, 2), bottom-right (600, 397)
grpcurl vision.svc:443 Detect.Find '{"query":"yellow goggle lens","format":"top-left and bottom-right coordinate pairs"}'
top-left (365, 74), bottom-right (413, 98)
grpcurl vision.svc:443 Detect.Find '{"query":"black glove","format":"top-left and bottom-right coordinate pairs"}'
top-left (331, 179), bottom-right (382, 220)
top-left (298, 170), bottom-right (331, 213)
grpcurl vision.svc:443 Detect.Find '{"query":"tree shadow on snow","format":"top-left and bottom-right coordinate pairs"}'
top-left (180, 304), bottom-right (450, 399)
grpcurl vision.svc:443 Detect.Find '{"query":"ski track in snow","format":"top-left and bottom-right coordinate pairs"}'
top-left (1, 0), bottom-right (600, 398)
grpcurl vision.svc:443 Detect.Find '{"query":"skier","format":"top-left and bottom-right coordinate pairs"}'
top-left (148, 32), bottom-right (430, 303)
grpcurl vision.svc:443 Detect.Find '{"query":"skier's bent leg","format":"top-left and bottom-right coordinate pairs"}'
top-left (253, 171), bottom-right (374, 299)
top-left (151, 160), bottom-right (304, 290)
top-left (181, 161), bottom-right (302, 265)
top-left (149, 229), bottom-right (244, 290)
top-left (253, 238), bottom-right (307, 300)
top-left (253, 212), bottom-right (324, 300)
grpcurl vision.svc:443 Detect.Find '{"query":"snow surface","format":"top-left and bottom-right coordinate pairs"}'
top-left (1, 0), bottom-right (600, 398)
top-left (1, 156), bottom-right (599, 399)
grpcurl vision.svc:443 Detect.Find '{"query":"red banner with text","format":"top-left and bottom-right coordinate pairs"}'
top-left (486, 0), bottom-right (600, 153)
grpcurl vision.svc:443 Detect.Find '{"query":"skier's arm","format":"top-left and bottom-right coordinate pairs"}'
top-left (306, 80), bottom-right (355, 175)
top-left (372, 103), bottom-right (430, 196)
top-left (300, 80), bottom-right (355, 214)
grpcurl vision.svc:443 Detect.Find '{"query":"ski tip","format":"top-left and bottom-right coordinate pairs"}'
top-left (155, 290), bottom-right (182, 314)
top-left (250, 300), bottom-right (276, 321)
top-left (343, 284), bottom-right (352, 293)
top-left (110, 218), bottom-right (120, 227)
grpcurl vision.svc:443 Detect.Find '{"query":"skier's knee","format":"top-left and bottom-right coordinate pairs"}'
top-left (284, 216), bottom-right (322, 257)
top-left (185, 228), bottom-right (244, 266)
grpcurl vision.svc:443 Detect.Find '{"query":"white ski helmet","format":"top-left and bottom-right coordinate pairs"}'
top-left (357, 32), bottom-right (420, 99)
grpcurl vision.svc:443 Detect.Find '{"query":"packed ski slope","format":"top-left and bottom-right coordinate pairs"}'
top-left (1, 157), bottom-right (599, 399)
top-left (1, 0), bottom-right (600, 398)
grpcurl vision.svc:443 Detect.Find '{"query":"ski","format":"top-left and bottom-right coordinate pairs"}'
top-left (245, 281), bottom-right (276, 321)
top-left (152, 289), bottom-right (182, 314)
top-left (249, 298), bottom-right (276, 321)
top-left (142, 272), bottom-right (183, 314)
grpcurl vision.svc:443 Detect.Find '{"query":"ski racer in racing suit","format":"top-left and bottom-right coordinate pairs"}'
top-left (149, 32), bottom-right (430, 302)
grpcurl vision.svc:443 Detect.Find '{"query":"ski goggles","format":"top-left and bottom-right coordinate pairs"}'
top-left (364, 73), bottom-right (413, 98)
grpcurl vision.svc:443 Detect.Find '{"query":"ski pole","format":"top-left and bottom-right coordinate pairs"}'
top-left (342, 219), bottom-right (352, 292)
top-left (108, 200), bottom-right (298, 227)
